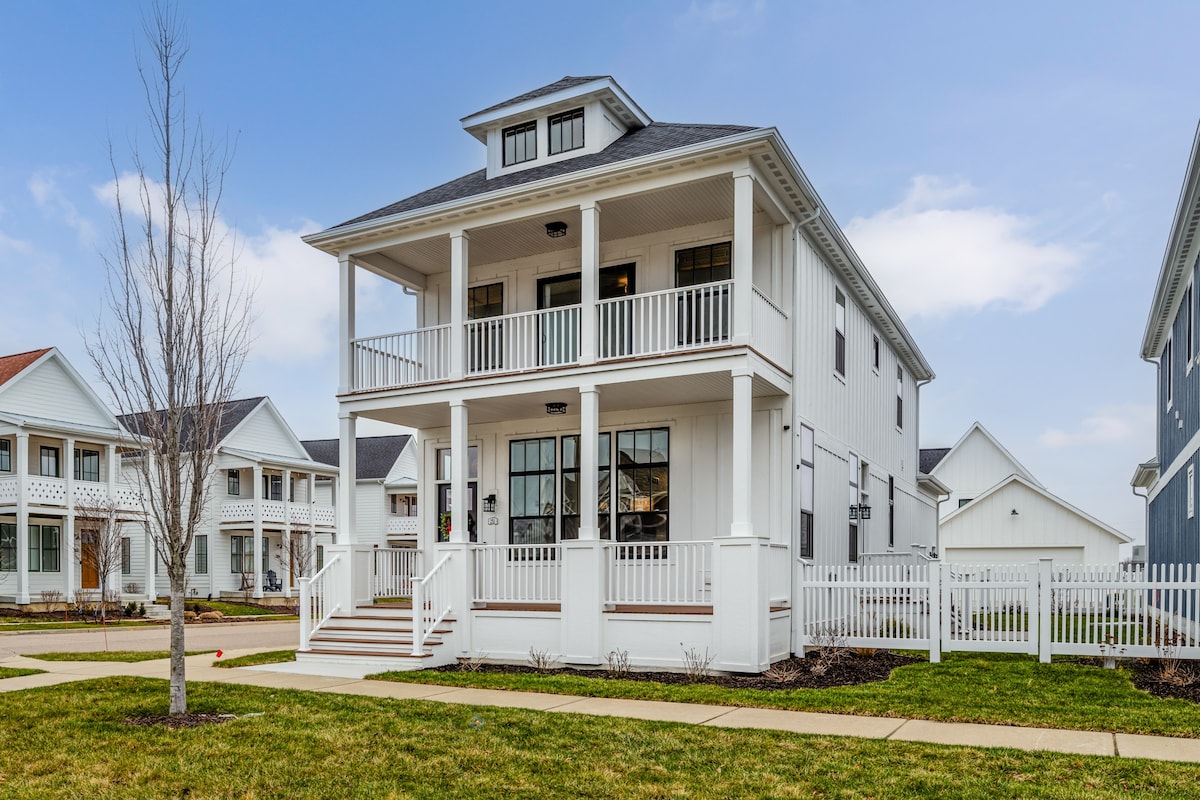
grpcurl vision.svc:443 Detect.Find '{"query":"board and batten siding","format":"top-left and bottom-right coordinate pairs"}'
top-left (932, 429), bottom-right (1035, 518)
top-left (1149, 454), bottom-right (1200, 568)
top-left (0, 356), bottom-right (115, 430)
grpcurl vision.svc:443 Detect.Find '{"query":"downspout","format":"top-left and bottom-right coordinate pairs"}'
top-left (917, 376), bottom-right (936, 555)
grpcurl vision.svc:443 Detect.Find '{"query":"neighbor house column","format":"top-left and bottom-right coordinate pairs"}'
top-left (732, 168), bottom-right (755, 345)
top-left (252, 463), bottom-right (263, 599)
top-left (143, 520), bottom-right (156, 603)
top-left (580, 202), bottom-right (600, 365)
top-left (450, 231), bottom-right (469, 381)
top-left (281, 468), bottom-right (292, 595)
top-left (338, 253), bottom-right (356, 395)
top-left (63, 436), bottom-right (75, 604)
top-left (15, 432), bottom-right (29, 605)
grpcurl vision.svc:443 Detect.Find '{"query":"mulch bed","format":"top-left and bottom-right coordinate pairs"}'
top-left (1129, 659), bottom-right (1200, 704)
top-left (125, 713), bottom-right (238, 729)
top-left (439, 650), bottom-right (922, 690)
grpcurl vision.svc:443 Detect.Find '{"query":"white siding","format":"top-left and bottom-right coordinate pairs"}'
top-left (932, 427), bottom-right (1036, 517)
top-left (385, 439), bottom-right (417, 487)
top-left (355, 483), bottom-right (385, 547)
top-left (223, 405), bottom-right (309, 460)
top-left (0, 356), bottom-right (115, 430)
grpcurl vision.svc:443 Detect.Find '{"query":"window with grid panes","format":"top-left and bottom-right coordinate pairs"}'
top-left (615, 429), bottom-right (669, 542)
top-left (509, 438), bottom-right (556, 546)
top-left (548, 107), bottom-right (584, 154)
top-left (675, 243), bottom-right (731, 345)
top-left (503, 120), bottom-right (536, 166)
top-left (561, 433), bottom-right (611, 540)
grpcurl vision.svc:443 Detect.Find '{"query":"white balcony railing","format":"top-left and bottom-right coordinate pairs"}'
top-left (219, 500), bottom-right (336, 527)
top-left (352, 324), bottom-right (451, 392)
top-left (465, 305), bottom-right (580, 377)
top-left (386, 516), bottom-right (419, 536)
top-left (751, 287), bottom-right (790, 370)
top-left (0, 475), bottom-right (143, 512)
top-left (598, 281), bottom-right (732, 360)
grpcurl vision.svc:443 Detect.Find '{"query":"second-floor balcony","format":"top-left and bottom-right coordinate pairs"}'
top-left (0, 474), bottom-right (143, 513)
top-left (350, 281), bottom-right (790, 393)
top-left (219, 499), bottom-right (337, 528)
top-left (386, 515), bottom-right (419, 536)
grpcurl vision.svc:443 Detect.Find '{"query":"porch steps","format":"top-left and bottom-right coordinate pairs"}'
top-left (297, 605), bottom-right (458, 671)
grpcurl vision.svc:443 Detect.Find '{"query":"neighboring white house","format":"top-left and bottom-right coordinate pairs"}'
top-left (924, 422), bottom-right (1130, 564)
top-left (299, 75), bottom-right (939, 671)
top-left (0, 347), bottom-right (149, 606)
top-left (302, 435), bottom-right (418, 548)
top-left (124, 397), bottom-right (341, 601)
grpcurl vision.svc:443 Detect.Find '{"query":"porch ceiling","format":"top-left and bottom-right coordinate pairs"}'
top-left (361, 175), bottom-right (750, 280)
top-left (354, 369), bottom-right (785, 429)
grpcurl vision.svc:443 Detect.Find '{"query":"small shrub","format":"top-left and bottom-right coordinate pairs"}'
top-left (527, 647), bottom-right (560, 673)
top-left (680, 644), bottom-right (715, 682)
top-left (457, 653), bottom-right (490, 672)
top-left (123, 602), bottom-right (137, 618)
top-left (137, 602), bottom-right (146, 618)
top-left (807, 623), bottom-right (849, 675)
top-left (39, 589), bottom-right (63, 613)
top-left (763, 661), bottom-right (803, 683)
top-left (605, 649), bottom-right (631, 679)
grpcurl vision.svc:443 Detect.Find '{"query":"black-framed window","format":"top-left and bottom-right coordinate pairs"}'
top-left (227, 469), bottom-right (240, 496)
top-left (896, 366), bottom-right (904, 430)
top-left (468, 282), bottom-right (505, 372)
top-left (230, 535), bottom-right (254, 574)
top-left (0, 439), bottom-right (10, 472)
top-left (74, 448), bottom-right (100, 482)
top-left (316, 545), bottom-right (325, 572)
top-left (503, 120), bottom-right (537, 166)
top-left (195, 535), bottom-right (208, 575)
top-left (799, 425), bottom-right (815, 560)
top-left (675, 243), bottom-right (731, 345)
top-left (548, 107), bottom-right (584, 155)
top-left (40, 446), bottom-right (60, 478)
top-left (262, 474), bottom-right (283, 501)
top-left (848, 454), bottom-right (860, 563)
top-left (29, 524), bottom-right (59, 572)
top-left (615, 428), bottom-right (669, 542)
top-left (121, 537), bottom-right (131, 575)
top-left (675, 242), bottom-right (731, 287)
top-left (561, 433), bottom-right (611, 540)
top-left (510, 438), bottom-right (556, 546)
top-left (835, 289), bottom-right (846, 377)
top-left (888, 476), bottom-right (895, 550)
top-left (436, 446), bottom-right (478, 542)
top-left (872, 335), bottom-right (880, 372)
top-left (0, 523), bottom-right (13, 571)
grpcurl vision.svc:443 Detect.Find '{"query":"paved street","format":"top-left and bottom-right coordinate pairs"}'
top-left (0, 620), bottom-right (299, 656)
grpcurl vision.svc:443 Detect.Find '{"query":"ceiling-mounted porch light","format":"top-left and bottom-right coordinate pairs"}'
top-left (545, 221), bottom-right (568, 239)
top-left (545, 402), bottom-right (568, 415)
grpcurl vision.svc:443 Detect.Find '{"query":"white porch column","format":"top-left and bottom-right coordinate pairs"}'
top-left (252, 463), bottom-right (263, 599)
top-left (143, 520), bottom-right (157, 602)
top-left (579, 202), bottom-right (600, 365)
top-left (282, 468), bottom-right (292, 594)
top-left (307, 473), bottom-right (316, 575)
top-left (730, 369), bottom-right (754, 537)
top-left (338, 253), bottom-right (356, 395)
top-left (562, 384), bottom-right (604, 665)
top-left (732, 168), bottom-right (755, 345)
top-left (64, 436), bottom-right (75, 603)
top-left (450, 231), bottom-right (469, 381)
top-left (15, 432), bottom-right (29, 605)
top-left (338, 414), bottom-right (357, 544)
top-left (449, 399), bottom-right (468, 543)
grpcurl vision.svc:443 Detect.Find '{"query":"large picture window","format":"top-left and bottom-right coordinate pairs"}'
top-left (548, 107), bottom-right (584, 155)
top-left (502, 120), bottom-right (536, 166)
top-left (615, 428), bottom-right (669, 542)
top-left (28, 525), bottom-right (59, 572)
top-left (74, 448), bottom-right (100, 482)
top-left (262, 474), bottom-right (282, 501)
top-left (510, 438), bottom-right (556, 546)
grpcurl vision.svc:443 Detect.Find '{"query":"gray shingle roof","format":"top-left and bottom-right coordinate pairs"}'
top-left (919, 447), bottom-right (952, 474)
top-left (332, 122), bottom-right (758, 230)
top-left (465, 76), bottom-right (609, 120)
top-left (302, 435), bottom-right (412, 481)
top-left (119, 397), bottom-right (265, 450)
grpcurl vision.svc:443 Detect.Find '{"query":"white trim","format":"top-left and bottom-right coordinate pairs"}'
top-left (931, 421), bottom-right (1042, 488)
top-left (1149, 425), bottom-right (1200, 502)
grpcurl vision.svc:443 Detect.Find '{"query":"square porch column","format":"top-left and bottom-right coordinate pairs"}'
top-left (15, 432), bottom-right (29, 605)
top-left (338, 253), bottom-right (356, 396)
top-left (732, 168), bottom-right (755, 346)
top-left (64, 436), bottom-right (75, 603)
top-left (143, 520), bottom-right (157, 602)
top-left (562, 385), bottom-right (604, 664)
top-left (712, 369), bottom-right (770, 672)
top-left (450, 231), bottom-right (469, 381)
top-left (282, 468), bottom-right (292, 595)
top-left (443, 398), bottom-right (474, 657)
top-left (579, 202), bottom-right (600, 365)
top-left (252, 463), bottom-right (263, 600)
top-left (338, 414), bottom-right (357, 544)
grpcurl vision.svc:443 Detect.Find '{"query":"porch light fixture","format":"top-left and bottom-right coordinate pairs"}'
top-left (545, 221), bottom-right (568, 238)
top-left (545, 402), bottom-right (568, 415)
top-left (483, 494), bottom-right (497, 513)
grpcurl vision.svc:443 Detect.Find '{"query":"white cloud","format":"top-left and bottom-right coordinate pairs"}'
top-left (845, 176), bottom-right (1081, 318)
top-left (1038, 404), bottom-right (1154, 449)
top-left (28, 171), bottom-right (98, 247)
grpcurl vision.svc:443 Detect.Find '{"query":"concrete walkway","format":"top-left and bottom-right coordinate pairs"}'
top-left (3, 648), bottom-right (1200, 764)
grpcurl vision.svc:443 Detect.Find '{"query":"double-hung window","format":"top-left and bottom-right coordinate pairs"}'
top-left (74, 448), bottom-right (100, 482)
top-left (121, 537), bottom-right (132, 575)
top-left (502, 120), bottom-right (537, 166)
top-left (0, 524), bottom-right (14, 571)
top-left (0, 439), bottom-right (10, 472)
top-left (1166, 338), bottom-right (1174, 408)
top-left (834, 290), bottom-right (846, 377)
top-left (548, 107), bottom-right (584, 154)
top-left (227, 469), bottom-right (240, 496)
top-left (230, 535), bottom-right (253, 574)
top-left (262, 474), bottom-right (282, 501)
top-left (40, 446), bottom-right (60, 478)
top-left (28, 525), bottom-right (59, 572)
top-left (195, 535), bottom-right (208, 575)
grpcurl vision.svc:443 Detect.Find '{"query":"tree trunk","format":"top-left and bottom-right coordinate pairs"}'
top-left (169, 573), bottom-right (187, 715)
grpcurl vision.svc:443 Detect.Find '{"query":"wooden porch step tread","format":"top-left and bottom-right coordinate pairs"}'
top-left (320, 625), bottom-right (452, 635)
top-left (309, 637), bottom-right (437, 647)
top-left (305, 648), bottom-right (434, 659)
top-left (348, 612), bottom-right (458, 623)
top-left (475, 602), bottom-right (561, 612)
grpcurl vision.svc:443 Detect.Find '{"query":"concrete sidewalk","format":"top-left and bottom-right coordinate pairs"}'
top-left (4, 648), bottom-right (1200, 764)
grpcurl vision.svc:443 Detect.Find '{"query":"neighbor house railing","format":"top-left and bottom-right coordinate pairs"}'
top-left (1, 475), bottom-right (143, 512)
top-left (298, 553), bottom-right (342, 650)
top-left (604, 541), bottom-right (712, 606)
top-left (218, 500), bottom-right (336, 526)
top-left (351, 324), bottom-right (452, 391)
top-left (473, 544), bottom-right (562, 604)
top-left (385, 516), bottom-right (420, 536)
top-left (374, 547), bottom-right (421, 599)
top-left (411, 553), bottom-right (454, 657)
top-left (466, 306), bottom-right (581, 377)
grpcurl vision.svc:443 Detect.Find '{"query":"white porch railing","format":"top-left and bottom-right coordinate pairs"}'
top-left (411, 553), bottom-right (454, 657)
top-left (751, 287), bottom-right (790, 370)
top-left (374, 547), bottom-right (421, 598)
top-left (0, 476), bottom-right (15, 505)
top-left (605, 541), bottom-right (712, 606)
top-left (299, 553), bottom-right (342, 650)
top-left (352, 324), bottom-right (451, 391)
top-left (466, 306), bottom-right (580, 377)
top-left (597, 281), bottom-right (732, 360)
top-left (386, 516), bottom-right (419, 536)
top-left (473, 544), bottom-right (562, 604)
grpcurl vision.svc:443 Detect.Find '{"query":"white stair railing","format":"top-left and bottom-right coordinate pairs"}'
top-left (410, 553), bottom-right (454, 657)
top-left (298, 554), bottom-right (342, 651)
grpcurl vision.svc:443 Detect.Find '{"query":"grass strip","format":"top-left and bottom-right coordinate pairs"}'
top-left (212, 649), bottom-right (296, 669)
top-left (0, 620), bottom-right (158, 632)
top-left (0, 676), bottom-right (1197, 799)
top-left (29, 650), bottom-right (214, 663)
top-left (0, 667), bottom-right (45, 679)
top-left (374, 652), bottom-right (1200, 738)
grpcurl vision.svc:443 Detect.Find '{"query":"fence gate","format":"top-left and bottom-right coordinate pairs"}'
top-left (942, 564), bottom-right (1037, 656)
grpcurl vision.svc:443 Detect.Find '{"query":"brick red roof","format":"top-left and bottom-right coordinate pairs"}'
top-left (0, 348), bottom-right (51, 388)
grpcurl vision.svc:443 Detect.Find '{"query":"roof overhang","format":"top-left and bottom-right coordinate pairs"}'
top-left (219, 446), bottom-right (339, 476)
top-left (917, 472), bottom-right (952, 497)
top-left (1131, 458), bottom-right (1159, 490)
top-left (1142, 121), bottom-right (1200, 359)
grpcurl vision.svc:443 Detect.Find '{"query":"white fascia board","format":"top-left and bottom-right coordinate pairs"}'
top-left (1142, 120), bottom-right (1200, 359)
top-left (460, 77), bottom-right (651, 142)
top-left (934, 421), bottom-right (1042, 487)
top-left (0, 410), bottom-right (143, 444)
top-left (218, 446), bottom-right (339, 476)
top-left (916, 472), bottom-right (951, 496)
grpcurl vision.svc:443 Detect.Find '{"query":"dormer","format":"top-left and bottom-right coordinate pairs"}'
top-left (461, 76), bottom-right (652, 180)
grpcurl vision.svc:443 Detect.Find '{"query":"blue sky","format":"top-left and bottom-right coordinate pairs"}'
top-left (1, 0), bottom-right (1194, 543)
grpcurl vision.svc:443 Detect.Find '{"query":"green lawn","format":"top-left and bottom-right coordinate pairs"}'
top-left (0, 666), bottom-right (44, 679)
top-left (212, 649), bottom-right (296, 668)
top-left (0, 676), bottom-right (1196, 798)
top-left (0, 619), bottom-right (158, 632)
top-left (374, 652), bottom-right (1200, 738)
top-left (29, 650), bottom-right (214, 663)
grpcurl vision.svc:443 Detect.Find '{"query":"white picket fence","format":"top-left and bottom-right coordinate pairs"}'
top-left (800, 560), bottom-right (1200, 663)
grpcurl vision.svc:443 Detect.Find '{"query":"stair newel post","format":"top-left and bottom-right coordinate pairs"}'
top-left (298, 576), bottom-right (312, 651)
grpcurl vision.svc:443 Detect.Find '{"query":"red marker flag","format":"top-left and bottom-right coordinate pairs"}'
top-left (216, 650), bottom-right (223, 658)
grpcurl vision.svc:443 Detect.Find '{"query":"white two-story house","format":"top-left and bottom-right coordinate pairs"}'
top-left (0, 347), bottom-right (148, 606)
top-left (299, 76), bottom-right (938, 671)
top-left (302, 434), bottom-right (418, 548)
top-left (125, 397), bottom-right (341, 601)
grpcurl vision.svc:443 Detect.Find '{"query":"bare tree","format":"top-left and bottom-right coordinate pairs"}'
top-left (74, 496), bottom-right (127, 626)
top-left (89, 6), bottom-right (252, 716)
top-left (276, 534), bottom-right (314, 586)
